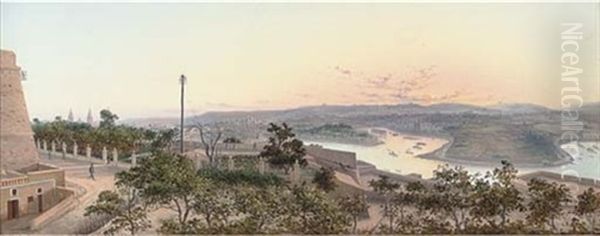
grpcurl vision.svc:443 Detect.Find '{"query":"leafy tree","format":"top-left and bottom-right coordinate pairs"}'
top-left (283, 184), bottom-right (349, 234)
top-left (99, 109), bottom-right (119, 128)
top-left (232, 186), bottom-right (286, 234)
top-left (312, 167), bottom-right (337, 192)
top-left (368, 175), bottom-right (400, 233)
top-left (338, 194), bottom-right (369, 233)
top-left (150, 128), bottom-right (176, 152)
top-left (526, 178), bottom-right (571, 232)
top-left (431, 165), bottom-right (475, 232)
top-left (574, 187), bottom-right (600, 233)
top-left (471, 161), bottom-right (523, 230)
top-left (84, 190), bottom-right (150, 235)
top-left (117, 152), bottom-right (202, 226)
top-left (192, 181), bottom-right (235, 232)
top-left (198, 168), bottom-right (284, 188)
top-left (260, 123), bottom-right (306, 174)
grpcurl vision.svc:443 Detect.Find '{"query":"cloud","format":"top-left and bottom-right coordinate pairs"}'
top-left (205, 102), bottom-right (235, 108)
top-left (333, 66), bottom-right (352, 77)
top-left (332, 64), bottom-right (473, 104)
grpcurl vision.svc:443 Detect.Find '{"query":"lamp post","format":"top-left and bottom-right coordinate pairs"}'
top-left (179, 74), bottom-right (187, 154)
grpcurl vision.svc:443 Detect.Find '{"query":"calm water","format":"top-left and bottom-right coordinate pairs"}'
top-left (308, 133), bottom-right (600, 180)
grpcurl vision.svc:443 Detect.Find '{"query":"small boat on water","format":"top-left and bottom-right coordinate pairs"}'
top-left (406, 150), bottom-right (414, 155)
top-left (416, 142), bottom-right (426, 146)
top-left (389, 151), bottom-right (398, 157)
top-left (404, 136), bottom-right (418, 140)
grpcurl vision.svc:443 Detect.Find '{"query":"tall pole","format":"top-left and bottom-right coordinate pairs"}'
top-left (179, 74), bottom-right (186, 154)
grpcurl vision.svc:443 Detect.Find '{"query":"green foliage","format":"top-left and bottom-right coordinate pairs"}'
top-left (32, 110), bottom-right (173, 159)
top-left (338, 194), bottom-right (369, 233)
top-left (84, 190), bottom-right (150, 235)
top-left (148, 128), bottom-right (176, 153)
top-left (260, 123), bottom-right (307, 174)
top-left (470, 160), bottom-right (524, 229)
top-left (86, 139), bottom-right (598, 236)
top-left (117, 152), bottom-right (202, 225)
top-left (368, 175), bottom-right (401, 233)
top-left (526, 178), bottom-right (571, 232)
top-left (574, 187), bottom-right (600, 233)
top-left (312, 167), bottom-right (337, 192)
top-left (305, 123), bottom-right (353, 134)
top-left (192, 181), bottom-right (235, 233)
top-left (99, 109), bottom-right (119, 128)
top-left (232, 186), bottom-right (288, 233)
top-left (223, 137), bottom-right (241, 144)
top-left (197, 168), bottom-right (284, 188)
top-left (282, 184), bottom-right (350, 234)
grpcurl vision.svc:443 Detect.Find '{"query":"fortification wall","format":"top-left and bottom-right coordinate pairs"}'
top-left (0, 50), bottom-right (39, 170)
top-left (305, 145), bottom-right (357, 169)
top-left (519, 171), bottom-right (600, 187)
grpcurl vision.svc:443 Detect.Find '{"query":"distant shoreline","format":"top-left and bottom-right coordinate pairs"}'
top-left (416, 135), bottom-right (576, 169)
top-left (366, 127), bottom-right (578, 169)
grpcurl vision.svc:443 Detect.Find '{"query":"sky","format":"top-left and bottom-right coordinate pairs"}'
top-left (1, 2), bottom-right (599, 120)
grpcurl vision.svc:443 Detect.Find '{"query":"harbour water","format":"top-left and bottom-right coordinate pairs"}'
top-left (308, 133), bottom-right (600, 180)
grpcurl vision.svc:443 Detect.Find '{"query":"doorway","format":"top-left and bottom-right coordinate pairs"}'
top-left (37, 195), bottom-right (43, 212)
top-left (7, 200), bottom-right (19, 220)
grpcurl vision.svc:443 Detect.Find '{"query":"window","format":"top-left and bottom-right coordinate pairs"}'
top-left (11, 189), bottom-right (17, 197)
top-left (28, 196), bottom-right (34, 202)
top-left (37, 188), bottom-right (42, 194)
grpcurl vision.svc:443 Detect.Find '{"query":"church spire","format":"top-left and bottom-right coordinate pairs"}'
top-left (68, 108), bottom-right (74, 122)
top-left (87, 108), bottom-right (94, 125)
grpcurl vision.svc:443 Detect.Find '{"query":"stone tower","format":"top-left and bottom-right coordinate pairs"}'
top-left (0, 50), bottom-right (39, 171)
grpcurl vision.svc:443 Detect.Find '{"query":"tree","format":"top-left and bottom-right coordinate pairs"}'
top-left (192, 181), bottom-right (235, 233)
top-left (369, 175), bottom-right (400, 233)
top-left (84, 190), bottom-right (150, 235)
top-left (575, 187), bottom-right (600, 233)
top-left (194, 124), bottom-right (223, 165)
top-left (526, 178), bottom-right (571, 232)
top-left (232, 186), bottom-right (285, 233)
top-left (223, 137), bottom-right (242, 150)
top-left (117, 152), bottom-right (202, 226)
top-left (283, 184), bottom-right (349, 234)
top-left (150, 129), bottom-right (176, 152)
top-left (312, 167), bottom-right (337, 192)
top-left (431, 164), bottom-right (474, 232)
top-left (471, 161), bottom-right (523, 230)
top-left (338, 194), bottom-right (368, 233)
top-left (260, 123), bottom-right (306, 174)
top-left (99, 109), bottom-right (119, 128)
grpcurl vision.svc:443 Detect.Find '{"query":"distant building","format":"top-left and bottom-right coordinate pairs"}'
top-left (0, 50), bottom-right (68, 224)
top-left (67, 108), bottom-right (74, 122)
top-left (86, 108), bottom-right (94, 125)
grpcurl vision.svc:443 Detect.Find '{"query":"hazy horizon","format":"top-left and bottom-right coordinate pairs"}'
top-left (2, 3), bottom-right (599, 120)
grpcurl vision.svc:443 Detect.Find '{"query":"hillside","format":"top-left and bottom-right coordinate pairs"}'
top-left (125, 102), bottom-right (600, 166)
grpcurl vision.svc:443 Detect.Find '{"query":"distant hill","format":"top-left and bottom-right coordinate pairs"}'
top-left (189, 102), bottom-right (542, 123)
top-left (489, 103), bottom-right (552, 114)
top-left (120, 102), bottom-right (561, 128)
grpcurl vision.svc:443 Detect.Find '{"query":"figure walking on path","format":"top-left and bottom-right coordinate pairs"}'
top-left (89, 163), bottom-right (95, 180)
